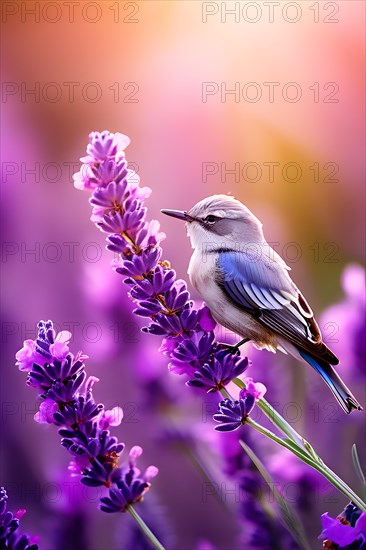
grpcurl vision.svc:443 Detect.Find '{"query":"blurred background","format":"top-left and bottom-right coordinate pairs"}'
top-left (1, 1), bottom-right (365, 549)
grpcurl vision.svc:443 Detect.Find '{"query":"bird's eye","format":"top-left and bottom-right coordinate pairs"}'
top-left (204, 215), bottom-right (217, 224)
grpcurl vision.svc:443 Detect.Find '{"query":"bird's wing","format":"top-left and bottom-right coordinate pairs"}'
top-left (216, 251), bottom-right (339, 365)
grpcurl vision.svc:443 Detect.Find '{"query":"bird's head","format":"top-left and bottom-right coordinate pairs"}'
top-left (161, 194), bottom-right (264, 250)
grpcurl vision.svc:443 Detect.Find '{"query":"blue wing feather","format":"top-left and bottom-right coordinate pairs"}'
top-left (217, 251), bottom-right (338, 364)
top-left (218, 251), bottom-right (296, 309)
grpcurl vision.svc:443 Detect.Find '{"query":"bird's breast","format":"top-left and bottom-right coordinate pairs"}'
top-left (188, 249), bottom-right (216, 295)
top-left (187, 249), bottom-right (278, 351)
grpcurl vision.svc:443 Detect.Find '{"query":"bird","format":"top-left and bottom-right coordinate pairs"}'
top-left (161, 194), bottom-right (363, 414)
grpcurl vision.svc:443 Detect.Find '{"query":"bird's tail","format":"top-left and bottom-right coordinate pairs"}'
top-left (299, 350), bottom-right (363, 414)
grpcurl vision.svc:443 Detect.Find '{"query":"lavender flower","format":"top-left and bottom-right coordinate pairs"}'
top-left (219, 430), bottom-right (299, 549)
top-left (0, 487), bottom-right (39, 549)
top-left (15, 320), bottom-right (158, 513)
top-left (213, 390), bottom-right (255, 432)
top-left (82, 130), bottom-right (130, 163)
top-left (213, 381), bottom-right (266, 432)
top-left (100, 447), bottom-right (158, 513)
top-left (187, 350), bottom-right (249, 392)
top-left (320, 264), bottom-right (366, 377)
top-left (73, 131), bottom-right (252, 408)
top-left (319, 503), bottom-right (366, 549)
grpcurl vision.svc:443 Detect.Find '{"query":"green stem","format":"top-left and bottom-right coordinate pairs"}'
top-left (233, 378), bottom-right (306, 449)
top-left (246, 418), bottom-right (366, 513)
top-left (235, 375), bottom-right (366, 510)
top-left (127, 505), bottom-right (166, 550)
top-left (182, 444), bottom-right (232, 512)
top-left (220, 387), bottom-right (231, 399)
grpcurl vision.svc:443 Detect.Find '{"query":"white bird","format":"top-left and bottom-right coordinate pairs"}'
top-left (162, 194), bottom-right (363, 414)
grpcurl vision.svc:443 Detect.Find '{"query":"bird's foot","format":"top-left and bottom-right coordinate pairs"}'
top-left (217, 338), bottom-right (249, 356)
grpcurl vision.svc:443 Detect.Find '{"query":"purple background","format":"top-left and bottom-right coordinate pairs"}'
top-left (1, 2), bottom-right (365, 549)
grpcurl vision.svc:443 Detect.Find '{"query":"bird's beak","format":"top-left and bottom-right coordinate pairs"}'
top-left (161, 209), bottom-right (195, 222)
